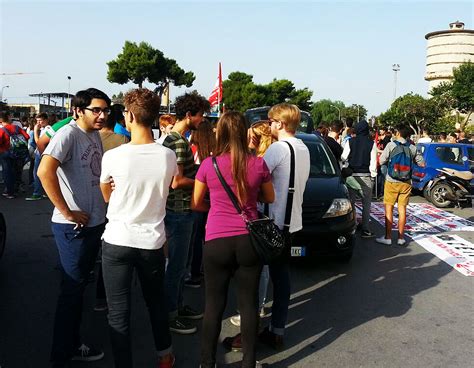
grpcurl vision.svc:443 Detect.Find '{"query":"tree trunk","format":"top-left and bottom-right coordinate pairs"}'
top-left (138, 81), bottom-right (143, 88)
top-left (460, 110), bottom-right (473, 131)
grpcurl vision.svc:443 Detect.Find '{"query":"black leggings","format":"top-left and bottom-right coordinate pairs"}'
top-left (201, 234), bottom-right (262, 368)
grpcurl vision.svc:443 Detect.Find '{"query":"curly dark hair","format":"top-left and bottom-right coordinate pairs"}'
top-left (174, 92), bottom-right (210, 120)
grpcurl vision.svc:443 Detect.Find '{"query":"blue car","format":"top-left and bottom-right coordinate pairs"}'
top-left (412, 142), bottom-right (474, 199)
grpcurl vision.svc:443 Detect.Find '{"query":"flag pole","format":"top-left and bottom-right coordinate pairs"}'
top-left (217, 62), bottom-right (221, 117)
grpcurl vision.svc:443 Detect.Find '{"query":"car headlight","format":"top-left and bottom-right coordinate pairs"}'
top-left (322, 198), bottom-right (352, 218)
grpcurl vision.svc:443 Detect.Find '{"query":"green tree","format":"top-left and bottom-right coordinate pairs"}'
top-left (429, 62), bottom-right (474, 131)
top-left (111, 91), bottom-right (124, 104)
top-left (107, 41), bottom-right (195, 95)
top-left (343, 104), bottom-right (367, 122)
top-left (288, 88), bottom-right (313, 112)
top-left (222, 72), bottom-right (313, 112)
top-left (451, 61), bottom-right (474, 131)
top-left (379, 93), bottom-right (440, 135)
top-left (222, 71), bottom-right (255, 111)
top-left (310, 99), bottom-right (345, 126)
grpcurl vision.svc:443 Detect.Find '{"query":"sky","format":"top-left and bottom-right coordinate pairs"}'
top-left (0, 0), bottom-right (473, 116)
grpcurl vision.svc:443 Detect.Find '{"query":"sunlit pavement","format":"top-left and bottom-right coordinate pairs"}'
top-left (0, 193), bottom-right (472, 368)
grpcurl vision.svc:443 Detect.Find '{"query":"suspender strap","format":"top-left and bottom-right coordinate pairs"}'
top-left (283, 141), bottom-right (296, 233)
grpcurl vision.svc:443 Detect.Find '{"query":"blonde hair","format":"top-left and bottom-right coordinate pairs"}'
top-left (250, 121), bottom-right (272, 157)
top-left (268, 103), bottom-right (301, 133)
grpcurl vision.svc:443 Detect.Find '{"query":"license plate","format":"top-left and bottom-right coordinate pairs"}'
top-left (291, 246), bottom-right (306, 257)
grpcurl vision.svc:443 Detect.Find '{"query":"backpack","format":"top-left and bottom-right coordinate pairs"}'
top-left (1, 125), bottom-right (29, 160)
top-left (387, 140), bottom-right (413, 181)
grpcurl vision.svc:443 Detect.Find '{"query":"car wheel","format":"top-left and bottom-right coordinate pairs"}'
top-left (0, 213), bottom-right (6, 260)
top-left (429, 183), bottom-right (453, 208)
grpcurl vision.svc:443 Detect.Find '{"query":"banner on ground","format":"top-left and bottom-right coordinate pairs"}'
top-left (412, 234), bottom-right (474, 276)
top-left (356, 202), bottom-right (474, 235)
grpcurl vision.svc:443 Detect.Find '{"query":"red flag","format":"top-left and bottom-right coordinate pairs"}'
top-left (208, 63), bottom-right (222, 109)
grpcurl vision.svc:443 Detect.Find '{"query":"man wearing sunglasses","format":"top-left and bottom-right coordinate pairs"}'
top-left (38, 88), bottom-right (111, 367)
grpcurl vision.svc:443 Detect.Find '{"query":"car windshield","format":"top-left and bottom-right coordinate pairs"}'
top-left (304, 140), bottom-right (337, 177)
top-left (468, 147), bottom-right (474, 168)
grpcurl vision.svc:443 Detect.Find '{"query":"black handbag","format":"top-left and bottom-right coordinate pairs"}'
top-left (212, 141), bottom-right (295, 264)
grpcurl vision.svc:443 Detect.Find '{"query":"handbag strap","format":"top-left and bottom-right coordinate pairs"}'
top-left (283, 141), bottom-right (296, 232)
top-left (212, 157), bottom-right (246, 220)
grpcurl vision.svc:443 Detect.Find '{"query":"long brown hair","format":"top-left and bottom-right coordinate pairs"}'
top-left (214, 111), bottom-right (250, 205)
top-left (190, 119), bottom-right (216, 162)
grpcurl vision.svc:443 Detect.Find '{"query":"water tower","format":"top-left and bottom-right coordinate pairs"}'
top-left (425, 21), bottom-right (474, 91)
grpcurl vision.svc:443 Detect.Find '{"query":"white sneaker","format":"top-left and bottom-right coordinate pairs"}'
top-left (376, 236), bottom-right (391, 245)
top-left (230, 314), bottom-right (241, 327)
top-left (397, 238), bottom-right (407, 246)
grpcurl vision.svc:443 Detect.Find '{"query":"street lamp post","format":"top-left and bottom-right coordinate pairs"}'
top-left (392, 64), bottom-right (400, 101)
top-left (331, 105), bottom-right (341, 121)
top-left (0, 85), bottom-right (9, 102)
top-left (67, 76), bottom-right (71, 115)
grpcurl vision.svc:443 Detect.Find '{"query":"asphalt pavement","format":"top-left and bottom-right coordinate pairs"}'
top-left (0, 191), bottom-right (473, 368)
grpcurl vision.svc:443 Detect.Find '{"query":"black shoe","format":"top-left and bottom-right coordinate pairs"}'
top-left (361, 230), bottom-right (375, 238)
top-left (258, 327), bottom-right (284, 350)
top-left (356, 223), bottom-right (363, 231)
top-left (169, 317), bottom-right (197, 334)
top-left (71, 344), bottom-right (104, 362)
top-left (178, 305), bottom-right (203, 319)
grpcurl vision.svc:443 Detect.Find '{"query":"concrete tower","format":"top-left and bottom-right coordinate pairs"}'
top-left (425, 21), bottom-right (474, 91)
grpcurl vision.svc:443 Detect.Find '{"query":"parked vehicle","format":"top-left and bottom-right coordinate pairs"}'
top-left (0, 212), bottom-right (5, 260)
top-left (412, 142), bottom-right (474, 200)
top-left (291, 133), bottom-right (356, 261)
top-left (426, 168), bottom-right (473, 208)
top-left (245, 106), bottom-right (314, 133)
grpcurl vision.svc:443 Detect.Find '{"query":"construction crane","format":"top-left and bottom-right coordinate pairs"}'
top-left (1, 72), bottom-right (44, 76)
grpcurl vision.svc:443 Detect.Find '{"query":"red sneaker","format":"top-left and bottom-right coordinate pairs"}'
top-left (158, 353), bottom-right (175, 368)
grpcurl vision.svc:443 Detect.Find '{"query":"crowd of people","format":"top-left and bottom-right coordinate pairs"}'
top-left (1, 89), bottom-right (311, 368)
top-left (0, 90), bottom-right (472, 368)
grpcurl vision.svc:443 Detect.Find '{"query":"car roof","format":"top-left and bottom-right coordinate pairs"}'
top-left (418, 142), bottom-right (472, 147)
top-left (296, 132), bottom-right (324, 143)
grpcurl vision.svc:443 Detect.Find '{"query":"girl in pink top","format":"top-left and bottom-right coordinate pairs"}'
top-left (192, 111), bottom-right (274, 368)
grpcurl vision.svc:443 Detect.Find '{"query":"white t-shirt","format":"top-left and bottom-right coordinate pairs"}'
top-left (100, 143), bottom-right (178, 250)
top-left (263, 137), bottom-right (310, 233)
top-left (44, 122), bottom-right (106, 227)
top-left (418, 137), bottom-right (432, 143)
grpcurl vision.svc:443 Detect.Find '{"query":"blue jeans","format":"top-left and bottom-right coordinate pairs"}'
top-left (268, 262), bottom-right (291, 336)
top-left (189, 211), bottom-right (207, 278)
top-left (33, 153), bottom-right (43, 196)
top-left (102, 242), bottom-right (172, 368)
top-left (164, 210), bottom-right (195, 317)
top-left (0, 152), bottom-right (15, 195)
top-left (50, 222), bottom-right (105, 365)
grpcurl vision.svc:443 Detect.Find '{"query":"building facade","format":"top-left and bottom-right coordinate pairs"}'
top-left (425, 21), bottom-right (474, 91)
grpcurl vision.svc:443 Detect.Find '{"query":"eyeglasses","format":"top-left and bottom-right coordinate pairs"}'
top-left (84, 107), bottom-right (111, 115)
